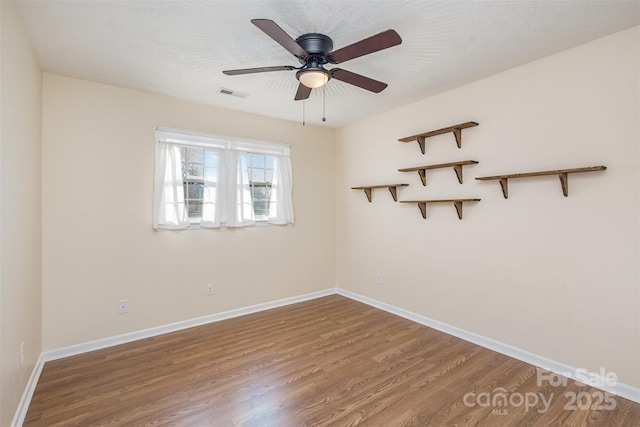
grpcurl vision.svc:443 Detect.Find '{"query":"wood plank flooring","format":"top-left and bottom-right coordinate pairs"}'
top-left (24, 295), bottom-right (640, 426)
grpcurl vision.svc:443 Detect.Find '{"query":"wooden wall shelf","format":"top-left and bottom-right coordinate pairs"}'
top-left (475, 166), bottom-right (606, 198)
top-left (398, 122), bottom-right (479, 154)
top-left (400, 199), bottom-right (481, 220)
top-left (398, 160), bottom-right (478, 186)
top-left (351, 184), bottom-right (409, 202)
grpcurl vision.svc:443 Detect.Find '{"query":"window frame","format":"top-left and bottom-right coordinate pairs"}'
top-left (154, 127), bottom-right (292, 230)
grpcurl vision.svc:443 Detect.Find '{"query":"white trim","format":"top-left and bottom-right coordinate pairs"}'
top-left (13, 286), bottom-right (639, 425)
top-left (11, 353), bottom-right (46, 427)
top-left (336, 288), bottom-right (640, 403)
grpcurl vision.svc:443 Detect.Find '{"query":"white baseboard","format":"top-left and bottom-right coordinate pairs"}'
top-left (12, 286), bottom-right (639, 426)
top-left (11, 353), bottom-right (46, 427)
top-left (336, 288), bottom-right (640, 404)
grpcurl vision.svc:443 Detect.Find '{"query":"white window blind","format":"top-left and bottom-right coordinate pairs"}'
top-left (153, 128), bottom-right (294, 230)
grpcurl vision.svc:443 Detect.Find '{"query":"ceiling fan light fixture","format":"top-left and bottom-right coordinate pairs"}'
top-left (297, 68), bottom-right (330, 89)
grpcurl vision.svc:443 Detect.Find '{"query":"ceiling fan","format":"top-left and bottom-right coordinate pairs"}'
top-left (223, 19), bottom-right (402, 101)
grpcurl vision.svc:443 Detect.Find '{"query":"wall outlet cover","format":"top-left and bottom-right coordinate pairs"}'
top-left (118, 300), bottom-right (129, 314)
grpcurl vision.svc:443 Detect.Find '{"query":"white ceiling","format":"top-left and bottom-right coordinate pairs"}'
top-left (15, 0), bottom-right (640, 128)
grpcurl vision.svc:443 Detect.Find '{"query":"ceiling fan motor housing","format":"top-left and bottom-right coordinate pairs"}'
top-left (295, 33), bottom-right (334, 65)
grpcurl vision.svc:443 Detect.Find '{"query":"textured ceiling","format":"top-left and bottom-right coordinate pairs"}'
top-left (15, 0), bottom-right (640, 128)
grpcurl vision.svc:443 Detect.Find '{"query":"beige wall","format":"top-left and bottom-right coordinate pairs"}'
top-left (0, 1), bottom-right (43, 425)
top-left (42, 74), bottom-right (336, 350)
top-left (336, 27), bottom-right (639, 388)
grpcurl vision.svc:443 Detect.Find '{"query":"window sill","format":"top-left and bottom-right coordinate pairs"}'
top-left (155, 221), bottom-right (272, 231)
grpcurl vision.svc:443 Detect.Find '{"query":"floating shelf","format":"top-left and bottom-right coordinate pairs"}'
top-left (475, 166), bottom-right (607, 198)
top-left (351, 184), bottom-right (409, 202)
top-left (398, 160), bottom-right (478, 186)
top-left (400, 199), bottom-right (481, 220)
top-left (398, 122), bottom-right (479, 154)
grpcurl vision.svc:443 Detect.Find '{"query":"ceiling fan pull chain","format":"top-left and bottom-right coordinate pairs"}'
top-left (302, 99), bottom-right (306, 126)
top-left (322, 86), bottom-right (327, 122)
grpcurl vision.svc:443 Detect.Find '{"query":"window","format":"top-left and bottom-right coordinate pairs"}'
top-left (247, 153), bottom-right (275, 220)
top-left (180, 146), bottom-right (219, 221)
top-left (153, 128), bottom-right (293, 230)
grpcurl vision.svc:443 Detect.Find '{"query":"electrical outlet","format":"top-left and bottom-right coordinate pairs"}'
top-left (118, 299), bottom-right (129, 314)
top-left (206, 284), bottom-right (214, 295)
top-left (20, 342), bottom-right (24, 366)
top-left (376, 273), bottom-right (382, 285)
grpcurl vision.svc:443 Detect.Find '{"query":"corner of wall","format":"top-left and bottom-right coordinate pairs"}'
top-left (1, 1), bottom-right (44, 425)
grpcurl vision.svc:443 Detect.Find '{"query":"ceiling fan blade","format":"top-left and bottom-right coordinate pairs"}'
top-left (330, 29), bottom-right (402, 63)
top-left (251, 19), bottom-right (307, 58)
top-left (223, 66), bottom-right (294, 75)
top-left (294, 83), bottom-right (312, 101)
top-left (331, 69), bottom-right (388, 93)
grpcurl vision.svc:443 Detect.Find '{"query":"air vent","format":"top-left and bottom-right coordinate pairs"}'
top-left (218, 88), bottom-right (248, 98)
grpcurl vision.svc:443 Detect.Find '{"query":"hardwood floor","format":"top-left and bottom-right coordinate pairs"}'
top-left (25, 295), bottom-right (639, 426)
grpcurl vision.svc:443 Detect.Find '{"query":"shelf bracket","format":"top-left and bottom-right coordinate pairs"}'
top-left (418, 169), bottom-right (427, 186)
top-left (453, 127), bottom-right (462, 148)
top-left (559, 172), bottom-right (568, 197)
top-left (417, 202), bottom-right (427, 219)
top-left (363, 188), bottom-right (373, 202)
top-left (417, 136), bottom-right (426, 155)
top-left (388, 186), bottom-right (399, 202)
top-left (453, 164), bottom-right (463, 184)
top-left (454, 201), bottom-right (463, 220)
top-left (499, 178), bottom-right (509, 199)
